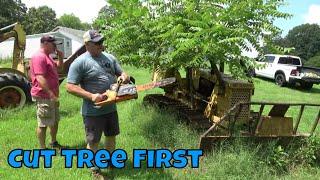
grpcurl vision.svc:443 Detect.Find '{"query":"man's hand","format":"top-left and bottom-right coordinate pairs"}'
top-left (91, 93), bottom-right (106, 103)
top-left (117, 73), bottom-right (129, 84)
top-left (48, 91), bottom-right (58, 101)
top-left (56, 49), bottom-right (64, 60)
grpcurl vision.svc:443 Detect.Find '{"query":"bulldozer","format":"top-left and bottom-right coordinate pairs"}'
top-left (143, 62), bottom-right (320, 151)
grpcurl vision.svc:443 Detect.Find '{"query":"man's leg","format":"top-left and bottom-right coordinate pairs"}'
top-left (87, 142), bottom-right (99, 153)
top-left (84, 115), bottom-right (103, 152)
top-left (104, 136), bottom-right (116, 153)
top-left (103, 112), bottom-right (119, 153)
top-left (49, 121), bottom-right (58, 143)
top-left (36, 127), bottom-right (47, 149)
top-left (83, 115), bottom-right (104, 175)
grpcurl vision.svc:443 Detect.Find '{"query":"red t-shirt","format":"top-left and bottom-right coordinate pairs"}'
top-left (30, 50), bottom-right (59, 99)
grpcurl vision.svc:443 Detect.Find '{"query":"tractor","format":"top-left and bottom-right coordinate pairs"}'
top-left (143, 62), bottom-right (320, 150)
top-left (0, 23), bottom-right (31, 108)
top-left (0, 22), bottom-right (86, 109)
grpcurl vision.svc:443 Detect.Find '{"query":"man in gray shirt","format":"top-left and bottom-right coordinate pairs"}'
top-left (66, 30), bottom-right (129, 174)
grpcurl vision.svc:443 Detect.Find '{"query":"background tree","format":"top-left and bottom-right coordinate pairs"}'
top-left (0, 0), bottom-right (27, 27)
top-left (57, 13), bottom-right (88, 30)
top-left (23, 6), bottom-right (57, 34)
top-left (93, 5), bottom-right (116, 29)
top-left (95, 0), bottom-right (289, 77)
top-left (285, 24), bottom-right (320, 61)
top-left (82, 22), bottom-right (91, 30)
top-left (304, 55), bottom-right (320, 68)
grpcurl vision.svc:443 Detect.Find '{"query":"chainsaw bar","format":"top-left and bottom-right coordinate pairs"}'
top-left (110, 77), bottom-right (176, 97)
top-left (95, 77), bottom-right (176, 107)
top-left (136, 77), bottom-right (176, 92)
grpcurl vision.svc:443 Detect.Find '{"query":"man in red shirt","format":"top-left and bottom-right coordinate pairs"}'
top-left (30, 35), bottom-right (64, 149)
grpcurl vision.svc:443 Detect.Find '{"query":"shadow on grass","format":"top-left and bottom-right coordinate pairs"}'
top-left (60, 110), bottom-right (70, 117)
top-left (255, 77), bottom-right (320, 93)
top-left (138, 104), bottom-right (200, 148)
top-left (100, 159), bottom-right (172, 180)
top-left (67, 141), bottom-right (87, 149)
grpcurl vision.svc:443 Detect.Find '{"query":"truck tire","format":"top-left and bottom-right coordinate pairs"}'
top-left (275, 73), bottom-right (286, 87)
top-left (301, 82), bottom-right (313, 90)
top-left (0, 73), bottom-right (32, 109)
top-left (247, 69), bottom-right (255, 77)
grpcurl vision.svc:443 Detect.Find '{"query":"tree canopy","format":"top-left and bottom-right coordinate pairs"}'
top-left (0, 0), bottom-right (27, 27)
top-left (95, 0), bottom-right (289, 77)
top-left (23, 6), bottom-right (57, 34)
top-left (305, 55), bottom-right (320, 68)
top-left (58, 13), bottom-right (89, 30)
top-left (285, 24), bottom-right (320, 61)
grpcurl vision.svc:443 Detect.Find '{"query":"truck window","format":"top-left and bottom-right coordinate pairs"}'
top-left (266, 56), bottom-right (275, 63)
top-left (278, 57), bottom-right (287, 64)
top-left (291, 58), bottom-right (301, 65)
top-left (278, 57), bottom-right (301, 65)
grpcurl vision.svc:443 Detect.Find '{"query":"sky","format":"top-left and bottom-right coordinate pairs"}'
top-left (21, 0), bottom-right (107, 23)
top-left (275, 0), bottom-right (320, 36)
top-left (20, 0), bottom-right (320, 37)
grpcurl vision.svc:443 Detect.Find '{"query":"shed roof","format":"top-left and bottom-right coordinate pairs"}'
top-left (51, 26), bottom-right (85, 43)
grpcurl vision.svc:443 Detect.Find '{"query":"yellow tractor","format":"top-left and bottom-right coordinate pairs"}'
top-left (144, 63), bottom-right (320, 150)
top-left (0, 23), bottom-right (31, 108)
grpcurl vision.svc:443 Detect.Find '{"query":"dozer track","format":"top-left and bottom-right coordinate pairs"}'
top-left (143, 94), bottom-right (212, 130)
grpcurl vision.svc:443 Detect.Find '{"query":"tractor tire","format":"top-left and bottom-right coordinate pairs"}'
top-left (0, 73), bottom-right (32, 109)
top-left (275, 73), bottom-right (286, 87)
top-left (301, 82), bottom-right (313, 90)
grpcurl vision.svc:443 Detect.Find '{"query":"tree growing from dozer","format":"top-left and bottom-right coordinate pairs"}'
top-left (95, 0), bottom-right (289, 78)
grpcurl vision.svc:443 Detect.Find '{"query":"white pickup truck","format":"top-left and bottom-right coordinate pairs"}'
top-left (253, 54), bottom-right (320, 90)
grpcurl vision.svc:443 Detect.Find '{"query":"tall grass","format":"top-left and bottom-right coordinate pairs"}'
top-left (0, 57), bottom-right (12, 68)
top-left (0, 65), bottom-right (320, 179)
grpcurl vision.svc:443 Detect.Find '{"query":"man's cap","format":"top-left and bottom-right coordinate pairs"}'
top-left (40, 35), bottom-right (62, 45)
top-left (83, 30), bottom-right (104, 43)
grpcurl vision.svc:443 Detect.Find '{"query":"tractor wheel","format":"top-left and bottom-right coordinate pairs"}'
top-left (275, 73), bottom-right (286, 87)
top-left (0, 73), bottom-right (32, 109)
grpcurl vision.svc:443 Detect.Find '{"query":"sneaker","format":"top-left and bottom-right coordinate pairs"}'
top-left (91, 166), bottom-right (103, 178)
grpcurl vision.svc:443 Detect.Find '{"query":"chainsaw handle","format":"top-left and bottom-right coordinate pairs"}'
top-left (94, 94), bottom-right (138, 107)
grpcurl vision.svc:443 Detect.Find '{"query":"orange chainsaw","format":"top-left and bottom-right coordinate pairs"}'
top-left (94, 77), bottom-right (176, 107)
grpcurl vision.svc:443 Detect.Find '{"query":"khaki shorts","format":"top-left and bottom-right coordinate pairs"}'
top-left (34, 98), bottom-right (60, 128)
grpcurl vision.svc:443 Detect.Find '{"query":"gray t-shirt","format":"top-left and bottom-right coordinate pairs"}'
top-left (67, 51), bottom-right (123, 116)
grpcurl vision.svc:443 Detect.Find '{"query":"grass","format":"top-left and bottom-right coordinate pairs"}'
top-left (0, 57), bottom-right (12, 68)
top-left (0, 65), bottom-right (320, 179)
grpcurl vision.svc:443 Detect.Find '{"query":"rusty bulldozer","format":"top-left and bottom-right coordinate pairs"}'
top-left (143, 64), bottom-right (320, 151)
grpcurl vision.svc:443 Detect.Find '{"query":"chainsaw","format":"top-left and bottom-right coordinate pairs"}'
top-left (94, 77), bottom-right (176, 107)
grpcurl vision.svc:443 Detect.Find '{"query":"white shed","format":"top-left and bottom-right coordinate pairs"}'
top-left (51, 26), bottom-right (85, 55)
top-left (0, 26), bottom-right (85, 59)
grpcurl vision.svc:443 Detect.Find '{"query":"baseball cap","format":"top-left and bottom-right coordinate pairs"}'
top-left (83, 30), bottom-right (104, 43)
top-left (40, 35), bottom-right (62, 45)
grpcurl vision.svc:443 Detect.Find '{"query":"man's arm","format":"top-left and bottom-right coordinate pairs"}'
top-left (36, 75), bottom-right (57, 100)
top-left (55, 49), bottom-right (64, 71)
top-left (66, 83), bottom-right (105, 103)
